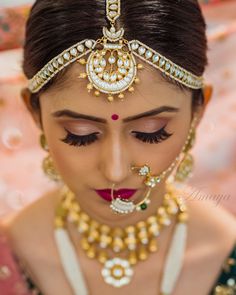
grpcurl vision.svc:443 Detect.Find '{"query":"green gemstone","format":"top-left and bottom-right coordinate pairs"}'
top-left (140, 203), bottom-right (147, 210)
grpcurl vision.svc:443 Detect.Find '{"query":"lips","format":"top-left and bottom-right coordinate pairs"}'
top-left (95, 189), bottom-right (137, 202)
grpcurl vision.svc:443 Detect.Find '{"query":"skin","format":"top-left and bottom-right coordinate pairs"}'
top-left (2, 62), bottom-right (236, 295)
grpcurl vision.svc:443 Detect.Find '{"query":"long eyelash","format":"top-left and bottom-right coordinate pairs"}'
top-left (61, 129), bottom-right (99, 147)
top-left (132, 125), bottom-right (173, 144)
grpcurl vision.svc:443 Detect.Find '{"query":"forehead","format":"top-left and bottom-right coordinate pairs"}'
top-left (40, 61), bottom-right (191, 115)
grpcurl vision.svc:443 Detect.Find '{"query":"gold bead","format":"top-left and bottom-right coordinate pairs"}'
top-left (71, 202), bottom-right (80, 212)
top-left (90, 220), bottom-right (99, 229)
top-left (138, 230), bottom-right (148, 241)
top-left (94, 90), bottom-right (100, 97)
top-left (138, 246), bottom-right (148, 261)
top-left (107, 95), bottom-right (114, 102)
top-left (125, 226), bottom-right (135, 234)
top-left (157, 206), bottom-right (166, 216)
top-left (98, 73), bottom-right (103, 78)
top-left (129, 251), bottom-right (137, 265)
top-left (148, 238), bottom-right (158, 253)
top-left (99, 234), bottom-right (112, 248)
top-left (147, 216), bottom-right (157, 224)
top-left (98, 251), bottom-right (108, 263)
top-left (137, 63), bottom-right (144, 70)
top-left (178, 212), bottom-right (188, 223)
top-left (159, 217), bottom-right (171, 226)
top-left (87, 83), bottom-right (93, 91)
top-left (112, 237), bottom-right (124, 253)
top-left (124, 236), bottom-right (137, 250)
top-left (134, 77), bottom-right (140, 84)
top-left (81, 237), bottom-right (90, 251)
top-left (80, 212), bottom-right (89, 222)
top-left (137, 221), bottom-right (146, 229)
top-left (112, 227), bottom-right (123, 235)
top-left (128, 86), bottom-right (134, 92)
top-left (117, 74), bottom-right (123, 80)
top-left (79, 73), bottom-right (87, 79)
top-left (77, 220), bottom-right (89, 233)
top-left (54, 217), bottom-right (64, 228)
top-left (88, 229), bottom-right (99, 242)
top-left (68, 211), bottom-right (79, 223)
top-left (118, 93), bottom-right (124, 99)
top-left (78, 58), bottom-right (86, 65)
top-left (148, 223), bottom-right (160, 237)
top-left (100, 224), bottom-right (110, 234)
top-left (55, 206), bottom-right (67, 219)
top-left (87, 245), bottom-right (96, 258)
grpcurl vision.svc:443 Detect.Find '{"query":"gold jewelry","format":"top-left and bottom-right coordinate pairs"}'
top-left (39, 133), bottom-right (61, 182)
top-left (55, 183), bottom-right (187, 288)
top-left (28, 0), bottom-right (204, 98)
top-left (109, 183), bottom-right (152, 214)
top-left (174, 128), bottom-right (196, 182)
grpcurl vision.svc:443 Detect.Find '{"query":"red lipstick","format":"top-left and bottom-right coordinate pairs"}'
top-left (95, 189), bottom-right (137, 202)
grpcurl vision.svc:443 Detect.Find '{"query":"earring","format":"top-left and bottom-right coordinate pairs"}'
top-left (40, 133), bottom-right (61, 182)
top-left (174, 128), bottom-right (196, 183)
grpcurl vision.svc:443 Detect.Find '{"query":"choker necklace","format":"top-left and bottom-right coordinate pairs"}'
top-left (54, 183), bottom-right (188, 292)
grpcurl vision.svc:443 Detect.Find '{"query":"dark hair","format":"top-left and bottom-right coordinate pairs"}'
top-left (23, 0), bottom-right (208, 114)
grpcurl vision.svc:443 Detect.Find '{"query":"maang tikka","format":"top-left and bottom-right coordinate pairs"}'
top-left (28, 0), bottom-right (204, 99)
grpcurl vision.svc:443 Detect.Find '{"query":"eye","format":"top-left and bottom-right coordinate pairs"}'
top-left (61, 128), bottom-right (100, 147)
top-left (131, 125), bottom-right (173, 144)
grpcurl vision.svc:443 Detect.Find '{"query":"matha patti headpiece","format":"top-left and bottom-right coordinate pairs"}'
top-left (28, 0), bottom-right (204, 101)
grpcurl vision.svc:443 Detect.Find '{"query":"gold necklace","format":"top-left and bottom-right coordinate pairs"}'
top-left (55, 184), bottom-right (188, 288)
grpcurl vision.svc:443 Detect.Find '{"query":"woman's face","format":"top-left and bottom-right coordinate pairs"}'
top-left (31, 62), bottom-right (196, 225)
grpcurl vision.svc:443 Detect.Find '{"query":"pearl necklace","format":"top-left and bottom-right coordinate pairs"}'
top-left (54, 184), bottom-right (188, 294)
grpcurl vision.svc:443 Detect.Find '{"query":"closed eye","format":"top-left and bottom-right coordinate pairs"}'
top-left (60, 128), bottom-right (100, 147)
top-left (131, 125), bottom-right (173, 144)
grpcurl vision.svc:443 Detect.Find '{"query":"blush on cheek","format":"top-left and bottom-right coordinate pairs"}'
top-left (49, 144), bottom-right (95, 190)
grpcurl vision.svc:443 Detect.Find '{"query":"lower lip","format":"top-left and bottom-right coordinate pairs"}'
top-left (95, 189), bottom-right (137, 202)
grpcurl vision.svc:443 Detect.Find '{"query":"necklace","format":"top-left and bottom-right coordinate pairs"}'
top-left (54, 183), bottom-right (188, 294)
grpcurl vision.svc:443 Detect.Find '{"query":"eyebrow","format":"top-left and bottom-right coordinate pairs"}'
top-left (52, 106), bottom-right (179, 123)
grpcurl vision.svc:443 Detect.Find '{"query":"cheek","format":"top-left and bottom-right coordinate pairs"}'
top-left (46, 131), bottom-right (98, 189)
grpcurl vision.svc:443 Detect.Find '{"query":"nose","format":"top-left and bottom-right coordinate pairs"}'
top-left (100, 135), bottom-right (130, 184)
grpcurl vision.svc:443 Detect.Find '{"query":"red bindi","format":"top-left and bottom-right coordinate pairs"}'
top-left (111, 114), bottom-right (119, 121)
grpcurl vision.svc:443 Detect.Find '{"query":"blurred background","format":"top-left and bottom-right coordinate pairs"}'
top-left (0, 0), bottom-right (235, 218)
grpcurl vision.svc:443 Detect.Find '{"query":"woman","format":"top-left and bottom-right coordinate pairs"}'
top-left (0, 0), bottom-right (236, 294)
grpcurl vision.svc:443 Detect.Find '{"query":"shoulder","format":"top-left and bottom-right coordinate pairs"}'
top-left (1, 186), bottom-right (63, 262)
top-left (186, 189), bottom-right (236, 252)
top-left (173, 185), bottom-right (236, 293)
top-left (181, 185), bottom-right (236, 282)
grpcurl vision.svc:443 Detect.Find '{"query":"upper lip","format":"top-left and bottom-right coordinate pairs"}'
top-left (95, 188), bottom-right (137, 200)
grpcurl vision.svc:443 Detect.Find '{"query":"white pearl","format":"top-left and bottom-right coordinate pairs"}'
top-left (108, 56), bottom-right (116, 64)
top-left (117, 59), bottom-right (123, 67)
top-left (85, 40), bottom-right (93, 48)
top-left (138, 46), bottom-right (146, 55)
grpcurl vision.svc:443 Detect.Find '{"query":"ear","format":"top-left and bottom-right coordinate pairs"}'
top-left (21, 87), bottom-right (42, 131)
top-left (193, 84), bottom-right (213, 128)
top-left (203, 84), bottom-right (213, 107)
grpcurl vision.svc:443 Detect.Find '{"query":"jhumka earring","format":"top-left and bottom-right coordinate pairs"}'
top-left (39, 133), bottom-right (61, 182)
top-left (174, 127), bottom-right (196, 183)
